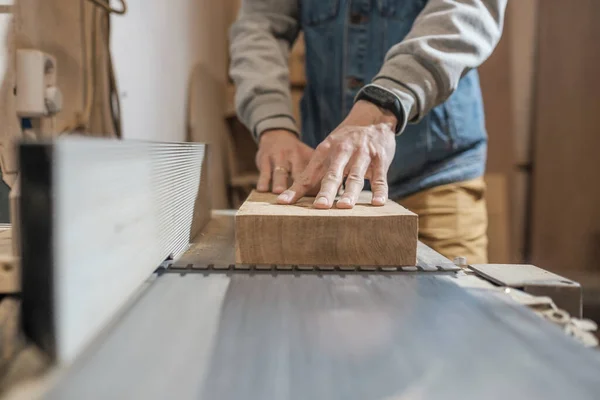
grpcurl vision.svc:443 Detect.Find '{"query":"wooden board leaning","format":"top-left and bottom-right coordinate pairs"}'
top-left (235, 191), bottom-right (418, 267)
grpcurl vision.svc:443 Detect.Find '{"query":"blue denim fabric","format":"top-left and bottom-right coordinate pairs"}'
top-left (299, 0), bottom-right (487, 199)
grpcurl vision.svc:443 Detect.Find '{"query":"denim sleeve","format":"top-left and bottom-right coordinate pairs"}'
top-left (229, 0), bottom-right (300, 141)
top-left (371, 0), bottom-right (507, 125)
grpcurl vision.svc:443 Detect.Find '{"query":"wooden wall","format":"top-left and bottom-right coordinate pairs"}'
top-left (0, 0), bottom-right (233, 208)
top-left (509, 0), bottom-right (538, 263)
top-left (478, 0), bottom-right (540, 263)
top-left (0, 0), bottom-right (117, 188)
top-left (531, 0), bottom-right (600, 288)
top-left (478, 1), bottom-right (515, 263)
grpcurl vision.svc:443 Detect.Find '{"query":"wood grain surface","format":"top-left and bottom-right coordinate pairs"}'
top-left (530, 0), bottom-right (600, 278)
top-left (235, 191), bottom-right (418, 266)
top-left (178, 210), bottom-right (237, 266)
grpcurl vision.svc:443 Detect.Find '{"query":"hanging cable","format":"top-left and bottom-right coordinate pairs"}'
top-left (103, 7), bottom-right (123, 137)
top-left (86, 0), bottom-right (127, 15)
top-left (63, 0), bottom-right (124, 135)
top-left (61, 3), bottom-right (97, 134)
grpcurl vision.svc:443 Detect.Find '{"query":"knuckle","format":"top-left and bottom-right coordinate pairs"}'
top-left (255, 151), bottom-right (265, 165)
top-left (284, 147), bottom-right (297, 157)
top-left (356, 147), bottom-right (370, 158)
top-left (317, 141), bottom-right (332, 152)
top-left (323, 171), bottom-right (341, 182)
top-left (275, 150), bottom-right (286, 160)
top-left (346, 173), bottom-right (364, 185)
top-left (371, 177), bottom-right (388, 189)
top-left (369, 146), bottom-right (381, 159)
top-left (336, 141), bottom-right (354, 153)
top-left (296, 174), bottom-right (313, 189)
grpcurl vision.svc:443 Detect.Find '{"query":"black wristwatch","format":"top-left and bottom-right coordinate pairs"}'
top-left (355, 85), bottom-right (406, 134)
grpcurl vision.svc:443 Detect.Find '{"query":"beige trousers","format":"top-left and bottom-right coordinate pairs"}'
top-left (397, 177), bottom-right (488, 264)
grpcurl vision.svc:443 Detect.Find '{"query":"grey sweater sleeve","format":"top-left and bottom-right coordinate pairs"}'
top-left (229, 0), bottom-right (507, 139)
top-left (229, 0), bottom-right (300, 140)
top-left (371, 0), bottom-right (507, 130)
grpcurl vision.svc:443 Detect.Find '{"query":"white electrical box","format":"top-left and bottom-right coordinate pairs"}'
top-left (16, 49), bottom-right (62, 117)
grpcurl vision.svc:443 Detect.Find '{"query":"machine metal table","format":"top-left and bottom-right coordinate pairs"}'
top-left (24, 212), bottom-right (600, 400)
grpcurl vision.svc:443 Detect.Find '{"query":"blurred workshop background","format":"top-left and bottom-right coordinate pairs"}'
top-left (0, 0), bottom-right (598, 315)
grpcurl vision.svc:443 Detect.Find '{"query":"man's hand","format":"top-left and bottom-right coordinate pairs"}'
top-left (277, 100), bottom-right (397, 209)
top-left (256, 129), bottom-right (314, 194)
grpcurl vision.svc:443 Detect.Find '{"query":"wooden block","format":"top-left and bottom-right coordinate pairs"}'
top-left (235, 191), bottom-right (418, 266)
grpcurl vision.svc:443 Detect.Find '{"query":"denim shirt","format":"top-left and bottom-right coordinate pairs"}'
top-left (300, 0), bottom-right (487, 199)
top-left (229, 0), bottom-right (506, 199)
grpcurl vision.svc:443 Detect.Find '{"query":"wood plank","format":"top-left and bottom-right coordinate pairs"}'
top-left (0, 298), bottom-right (20, 366)
top-left (178, 211), bottom-right (237, 266)
top-left (187, 63), bottom-right (230, 209)
top-left (485, 173), bottom-right (510, 263)
top-left (530, 1), bottom-right (600, 280)
top-left (235, 191), bottom-right (418, 266)
top-left (478, 4), bottom-right (517, 261)
top-left (0, 227), bottom-right (12, 255)
top-left (479, 1), bottom-right (515, 175)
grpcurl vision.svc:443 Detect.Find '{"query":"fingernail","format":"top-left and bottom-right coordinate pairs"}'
top-left (338, 198), bottom-right (351, 206)
top-left (315, 197), bottom-right (328, 206)
top-left (278, 192), bottom-right (291, 202)
top-left (273, 186), bottom-right (285, 194)
top-left (373, 196), bottom-right (386, 204)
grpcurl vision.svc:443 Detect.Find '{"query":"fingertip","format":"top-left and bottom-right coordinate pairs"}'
top-left (277, 191), bottom-right (293, 204)
top-left (372, 196), bottom-right (386, 206)
top-left (313, 196), bottom-right (330, 209)
top-left (336, 198), bottom-right (353, 209)
top-left (272, 186), bottom-right (285, 194)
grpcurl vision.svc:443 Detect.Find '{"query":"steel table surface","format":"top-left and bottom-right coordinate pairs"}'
top-left (41, 214), bottom-right (600, 400)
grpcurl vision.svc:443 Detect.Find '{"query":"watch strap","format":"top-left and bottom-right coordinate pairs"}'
top-left (355, 84), bottom-right (407, 135)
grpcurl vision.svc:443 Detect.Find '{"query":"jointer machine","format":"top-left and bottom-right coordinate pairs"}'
top-left (6, 137), bottom-right (600, 399)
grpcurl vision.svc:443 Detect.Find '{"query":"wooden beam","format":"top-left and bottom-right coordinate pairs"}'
top-left (235, 191), bottom-right (418, 267)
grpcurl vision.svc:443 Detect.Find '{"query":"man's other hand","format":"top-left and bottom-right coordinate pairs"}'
top-left (256, 129), bottom-right (314, 194)
top-left (277, 101), bottom-right (397, 209)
